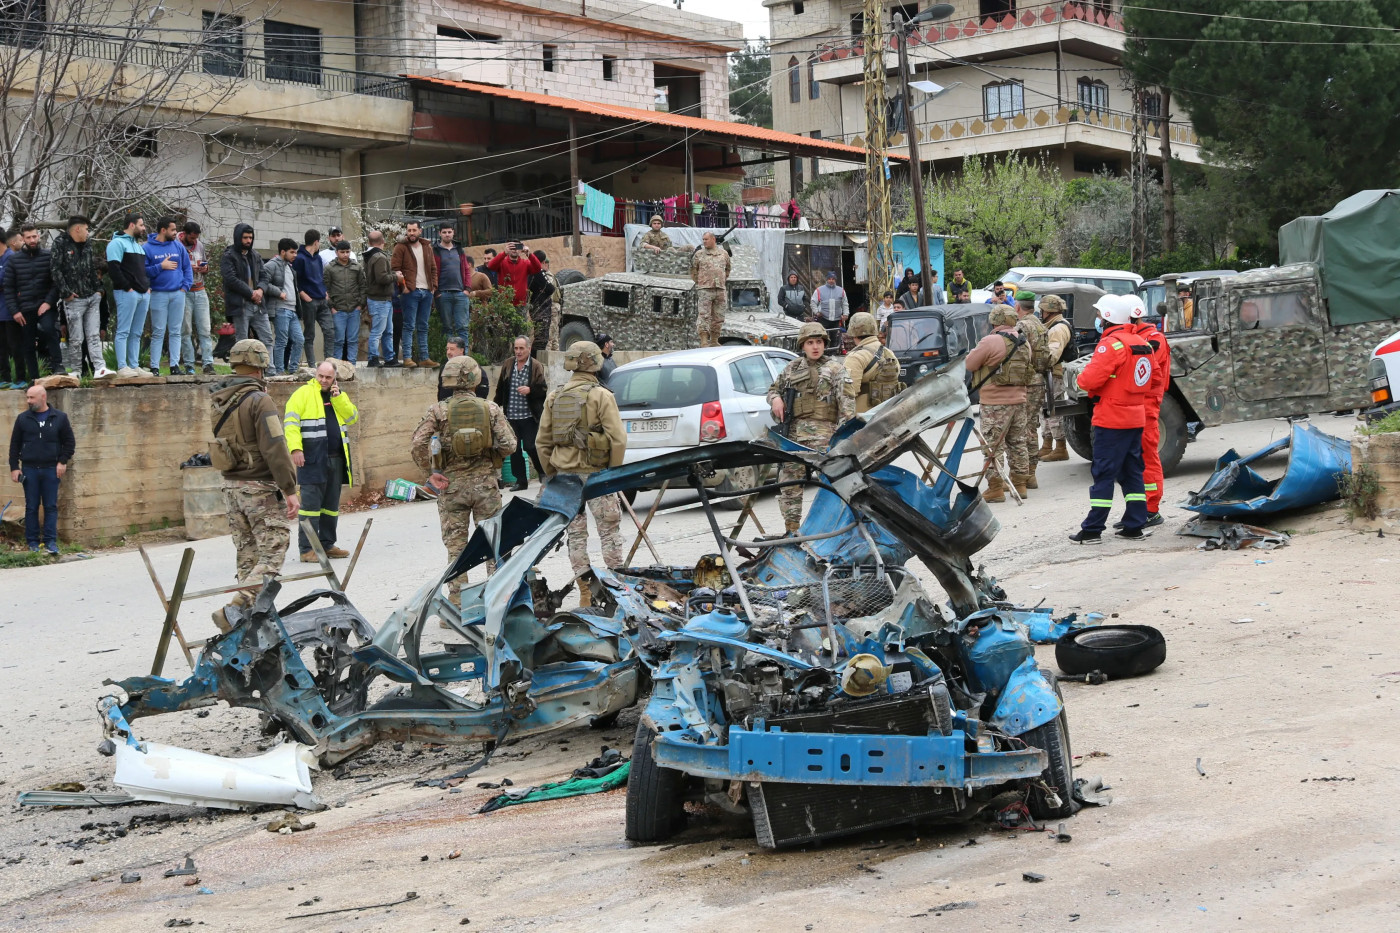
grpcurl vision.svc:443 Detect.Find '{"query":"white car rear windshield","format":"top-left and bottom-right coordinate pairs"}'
top-left (611, 365), bottom-right (717, 410)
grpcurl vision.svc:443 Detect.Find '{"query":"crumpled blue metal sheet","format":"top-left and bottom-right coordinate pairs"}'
top-left (1184, 423), bottom-right (1353, 518)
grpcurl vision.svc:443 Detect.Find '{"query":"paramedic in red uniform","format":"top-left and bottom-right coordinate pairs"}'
top-left (1124, 293), bottom-right (1170, 528)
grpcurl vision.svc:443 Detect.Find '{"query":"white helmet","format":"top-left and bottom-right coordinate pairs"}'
top-left (1122, 294), bottom-right (1148, 319)
top-left (1094, 294), bottom-right (1133, 326)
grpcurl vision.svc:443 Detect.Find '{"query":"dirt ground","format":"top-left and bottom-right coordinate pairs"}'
top-left (2, 414), bottom-right (1398, 932)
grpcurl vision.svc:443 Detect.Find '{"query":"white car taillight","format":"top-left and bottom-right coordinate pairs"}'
top-left (700, 400), bottom-right (726, 442)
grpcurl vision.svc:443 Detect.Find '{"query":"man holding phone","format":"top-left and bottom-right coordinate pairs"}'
top-left (178, 221), bottom-right (214, 374)
top-left (284, 360), bottom-right (358, 561)
top-left (485, 240), bottom-right (540, 313)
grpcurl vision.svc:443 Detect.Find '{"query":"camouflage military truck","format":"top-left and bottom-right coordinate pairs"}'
top-left (1059, 261), bottom-right (1396, 474)
top-left (556, 243), bottom-right (802, 353)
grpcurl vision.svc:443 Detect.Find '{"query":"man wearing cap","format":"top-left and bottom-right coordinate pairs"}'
top-left (318, 227), bottom-right (356, 267)
top-left (1068, 295), bottom-right (1153, 544)
top-left (1013, 290), bottom-right (1052, 489)
top-left (596, 333), bottom-right (617, 385)
top-left (412, 355), bottom-right (517, 605)
top-left (690, 232), bottom-right (731, 347)
top-left (284, 360), bottom-right (358, 562)
top-left (964, 306), bottom-right (1034, 502)
top-left (537, 341), bottom-right (628, 606)
top-left (810, 271), bottom-right (849, 341)
top-left (1037, 293), bottom-right (1074, 462)
top-left (208, 339), bottom-right (300, 629)
top-left (639, 216), bottom-right (671, 251)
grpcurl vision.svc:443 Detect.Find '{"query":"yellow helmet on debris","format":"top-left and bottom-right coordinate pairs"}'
top-left (841, 653), bottom-right (890, 697)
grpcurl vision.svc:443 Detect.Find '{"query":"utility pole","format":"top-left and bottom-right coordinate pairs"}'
top-left (1130, 84), bottom-right (1149, 274)
top-left (861, 0), bottom-right (893, 297)
top-left (894, 13), bottom-right (931, 301)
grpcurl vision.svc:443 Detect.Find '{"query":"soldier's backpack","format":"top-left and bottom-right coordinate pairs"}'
top-left (447, 395), bottom-right (493, 459)
top-left (859, 344), bottom-right (904, 405)
top-left (550, 383), bottom-right (612, 467)
top-left (208, 387), bottom-right (264, 472)
top-left (1020, 318), bottom-right (1053, 374)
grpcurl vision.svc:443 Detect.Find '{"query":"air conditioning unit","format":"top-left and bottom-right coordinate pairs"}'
top-left (436, 38), bottom-right (512, 87)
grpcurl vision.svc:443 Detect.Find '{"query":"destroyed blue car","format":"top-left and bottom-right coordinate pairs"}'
top-left (1185, 422), bottom-right (1352, 518)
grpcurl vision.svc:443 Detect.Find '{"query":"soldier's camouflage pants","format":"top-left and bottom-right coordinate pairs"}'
top-left (438, 470), bottom-right (504, 600)
top-left (567, 491), bottom-right (624, 578)
top-left (1022, 382), bottom-right (1047, 463)
top-left (1042, 373), bottom-right (1065, 440)
top-left (224, 481), bottom-right (290, 589)
top-left (779, 419), bottom-right (835, 528)
top-left (696, 288), bottom-right (726, 347)
top-left (980, 403), bottom-right (1029, 477)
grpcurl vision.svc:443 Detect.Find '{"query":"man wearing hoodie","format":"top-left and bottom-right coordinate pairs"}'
top-left (220, 222), bottom-right (265, 346)
top-left (0, 229), bottom-right (20, 387)
top-left (49, 215), bottom-right (109, 378)
top-left (4, 223), bottom-right (61, 381)
top-left (293, 229), bottom-right (333, 368)
top-left (361, 230), bottom-right (394, 367)
top-left (178, 221), bottom-right (214, 374)
top-left (144, 216), bottom-right (193, 375)
top-left (259, 238), bottom-right (304, 375)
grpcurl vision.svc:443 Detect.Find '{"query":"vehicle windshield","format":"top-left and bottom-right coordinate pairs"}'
top-left (1140, 283), bottom-right (1168, 317)
top-left (998, 271), bottom-right (1025, 285)
top-left (731, 287), bottom-right (762, 307)
top-left (610, 364), bottom-right (716, 410)
top-left (886, 316), bottom-right (945, 352)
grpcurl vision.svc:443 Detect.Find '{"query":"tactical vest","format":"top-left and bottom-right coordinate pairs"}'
top-left (208, 387), bottom-right (264, 472)
top-left (1047, 317), bottom-right (1078, 364)
top-left (1018, 316), bottom-right (1053, 374)
top-left (447, 395), bottom-right (492, 460)
top-left (979, 334), bottom-right (1035, 387)
top-left (789, 362), bottom-right (840, 422)
top-left (854, 342), bottom-right (903, 406)
top-left (550, 382), bottom-right (612, 467)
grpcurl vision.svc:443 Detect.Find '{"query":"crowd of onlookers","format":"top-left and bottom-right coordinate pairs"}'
top-left (0, 214), bottom-right (569, 386)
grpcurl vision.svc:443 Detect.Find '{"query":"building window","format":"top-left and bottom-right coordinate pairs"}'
top-left (202, 11), bottom-right (245, 78)
top-left (807, 56), bottom-right (819, 100)
top-left (437, 25), bottom-right (499, 42)
top-left (850, 12), bottom-right (865, 36)
top-left (788, 56), bottom-right (800, 104)
top-left (603, 54), bottom-right (616, 81)
top-left (124, 126), bottom-right (158, 158)
top-left (793, 0), bottom-right (805, 12)
top-left (890, 2), bottom-right (919, 26)
top-left (1077, 77), bottom-right (1109, 115)
top-left (980, 0), bottom-right (1015, 18)
top-left (792, 153), bottom-right (804, 191)
top-left (983, 80), bottom-right (1024, 120)
top-left (810, 130), bottom-right (822, 178)
top-left (0, 0), bottom-right (46, 48)
top-left (265, 20), bottom-right (322, 86)
top-left (543, 43), bottom-right (556, 72)
top-left (1139, 91), bottom-right (1162, 119)
top-left (404, 188), bottom-right (452, 218)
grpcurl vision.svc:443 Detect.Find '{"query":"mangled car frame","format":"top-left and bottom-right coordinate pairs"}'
top-left (102, 362), bottom-right (1079, 846)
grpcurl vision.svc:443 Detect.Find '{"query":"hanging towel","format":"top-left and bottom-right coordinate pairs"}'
top-left (581, 183), bottom-right (615, 229)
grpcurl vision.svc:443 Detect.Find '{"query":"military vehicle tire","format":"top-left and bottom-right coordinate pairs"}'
top-left (555, 269), bottom-right (585, 286)
top-left (559, 319), bottom-right (593, 350)
top-left (1158, 394), bottom-right (1188, 476)
top-left (1065, 414), bottom-right (1094, 462)
top-left (625, 717), bottom-right (688, 842)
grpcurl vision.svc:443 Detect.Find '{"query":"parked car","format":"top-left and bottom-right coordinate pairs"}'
top-left (608, 346), bottom-right (798, 499)
top-left (1364, 328), bottom-right (1400, 421)
top-left (970, 265), bottom-right (1142, 303)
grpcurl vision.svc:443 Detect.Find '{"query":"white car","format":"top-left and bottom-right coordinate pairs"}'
top-left (970, 266), bottom-right (1143, 303)
top-left (608, 345), bottom-right (798, 499)
top-left (1365, 328), bottom-right (1400, 420)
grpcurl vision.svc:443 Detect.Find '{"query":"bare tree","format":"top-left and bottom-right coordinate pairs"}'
top-left (0, 0), bottom-right (288, 230)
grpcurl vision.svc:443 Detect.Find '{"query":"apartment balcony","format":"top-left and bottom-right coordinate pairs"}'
top-left (812, 1), bottom-right (1125, 86)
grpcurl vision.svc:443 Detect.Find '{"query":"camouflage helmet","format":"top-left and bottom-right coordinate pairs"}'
top-left (797, 321), bottom-right (830, 346)
top-left (847, 311), bottom-right (878, 338)
top-left (441, 355), bottom-right (482, 389)
top-left (1039, 294), bottom-right (1067, 315)
top-left (564, 340), bottom-right (603, 373)
top-left (988, 306), bottom-right (1018, 328)
top-left (228, 339), bottom-right (270, 369)
top-left (649, 214), bottom-right (664, 225)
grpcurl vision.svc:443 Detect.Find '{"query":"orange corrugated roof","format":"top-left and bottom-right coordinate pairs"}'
top-left (405, 74), bottom-right (902, 162)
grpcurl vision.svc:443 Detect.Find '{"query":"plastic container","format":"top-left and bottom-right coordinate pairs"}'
top-left (183, 466), bottom-right (227, 540)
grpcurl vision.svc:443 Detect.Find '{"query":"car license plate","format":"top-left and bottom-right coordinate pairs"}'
top-left (627, 418), bottom-right (675, 434)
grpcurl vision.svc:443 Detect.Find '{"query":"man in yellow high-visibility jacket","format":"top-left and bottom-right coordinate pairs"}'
top-left (284, 361), bottom-right (358, 561)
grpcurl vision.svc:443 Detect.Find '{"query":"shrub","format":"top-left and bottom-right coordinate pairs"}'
top-left (468, 286), bottom-right (530, 366)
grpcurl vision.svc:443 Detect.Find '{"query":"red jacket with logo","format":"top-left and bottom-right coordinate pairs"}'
top-left (1077, 324), bottom-right (1153, 429)
top-left (1133, 320), bottom-right (1171, 406)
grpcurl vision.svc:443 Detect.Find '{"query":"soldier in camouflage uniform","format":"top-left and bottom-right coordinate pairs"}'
top-left (689, 231), bottom-right (731, 347)
top-left (1038, 294), bottom-right (1073, 462)
top-left (536, 341), bottom-right (628, 606)
top-left (843, 311), bottom-right (903, 413)
top-left (208, 339), bottom-right (301, 630)
top-left (964, 307), bottom-right (1033, 502)
top-left (767, 321), bottom-right (856, 533)
top-left (411, 356), bottom-right (517, 606)
top-left (639, 215), bottom-right (671, 251)
top-left (1013, 290), bottom-right (1052, 488)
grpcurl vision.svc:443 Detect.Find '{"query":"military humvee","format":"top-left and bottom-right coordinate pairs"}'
top-left (1058, 262), bottom-right (1395, 474)
top-left (557, 244), bottom-right (802, 353)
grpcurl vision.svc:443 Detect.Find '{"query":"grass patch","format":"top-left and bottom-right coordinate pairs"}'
top-left (0, 542), bottom-right (86, 569)
top-left (1338, 465), bottom-right (1382, 521)
top-left (1360, 410), bottom-right (1400, 435)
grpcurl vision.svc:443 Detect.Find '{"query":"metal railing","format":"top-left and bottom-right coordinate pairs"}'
top-left (833, 102), bottom-right (1198, 149)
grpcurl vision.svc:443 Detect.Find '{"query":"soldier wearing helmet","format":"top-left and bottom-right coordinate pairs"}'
top-left (843, 311), bottom-right (903, 413)
top-left (1068, 295), bottom-right (1154, 544)
top-left (537, 340), bottom-right (628, 606)
top-left (1012, 290), bottom-right (1052, 490)
top-left (639, 215), bottom-right (671, 251)
top-left (207, 339), bottom-right (300, 630)
top-left (1124, 293), bottom-right (1170, 528)
top-left (412, 354), bottom-right (517, 608)
top-left (1037, 293), bottom-right (1074, 463)
top-left (964, 305), bottom-right (1035, 502)
top-left (766, 321), bottom-right (856, 533)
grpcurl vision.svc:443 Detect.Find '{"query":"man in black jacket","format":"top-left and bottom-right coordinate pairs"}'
top-left (220, 223), bottom-right (265, 341)
top-left (494, 335), bottom-right (547, 491)
top-left (2, 224), bottom-right (60, 381)
top-left (50, 216), bottom-right (108, 378)
top-left (9, 384), bottom-right (75, 554)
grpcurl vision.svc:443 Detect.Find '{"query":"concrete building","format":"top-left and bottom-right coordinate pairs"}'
top-left (765, 0), bottom-right (1201, 198)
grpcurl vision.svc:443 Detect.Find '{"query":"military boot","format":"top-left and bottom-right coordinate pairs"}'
top-left (1011, 473), bottom-right (1030, 498)
top-left (983, 473), bottom-right (1006, 503)
top-left (1024, 461), bottom-right (1039, 489)
top-left (785, 520), bottom-right (801, 535)
top-left (577, 582), bottom-right (592, 608)
top-left (1037, 434), bottom-right (1055, 458)
top-left (1042, 438), bottom-right (1069, 462)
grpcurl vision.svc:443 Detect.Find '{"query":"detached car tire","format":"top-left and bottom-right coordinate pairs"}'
top-left (625, 718), bottom-right (687, 843)
top-left (1056, 624), bottom-right (1166, 679)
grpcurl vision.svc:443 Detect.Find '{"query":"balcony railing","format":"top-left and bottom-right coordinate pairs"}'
top-left (5, 25), bottom-right (411, 100)
top-left (814, 1), bottom-right (1122, 61)
top-left (838, 104), bottom-right (1197, 150)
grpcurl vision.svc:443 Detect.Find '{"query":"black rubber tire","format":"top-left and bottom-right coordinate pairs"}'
top-left (559, 319), bottom-right (593, 350)
top-left (1157, 393), bottom-right (1188, 477)
top-left (555, 269), bottom-right (586, 286)
top-left (625, 719), bottom-right (688, 842)
top-left (712, 473), bottom-right (747, 511)
top-left (1056, 624), bottom-right (1166, 679)
top-left (1023, 709), bottom-right (1075, 820)
top-left (1065, 413), bottom-right (1094, 462)
top-left (621, 488), bottom-right (638, 506)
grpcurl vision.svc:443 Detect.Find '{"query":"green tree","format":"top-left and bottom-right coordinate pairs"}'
top-left (1123, 1), bottom-right (1400, 255)
top-left (730, 40), bottom-right (773, 128)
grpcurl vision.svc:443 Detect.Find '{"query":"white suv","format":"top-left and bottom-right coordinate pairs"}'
top-left (971, 266), bottom-right (1143, 303)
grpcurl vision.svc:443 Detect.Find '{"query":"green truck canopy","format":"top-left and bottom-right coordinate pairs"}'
top-left (1278, 189), bottom-right (1400, 326)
